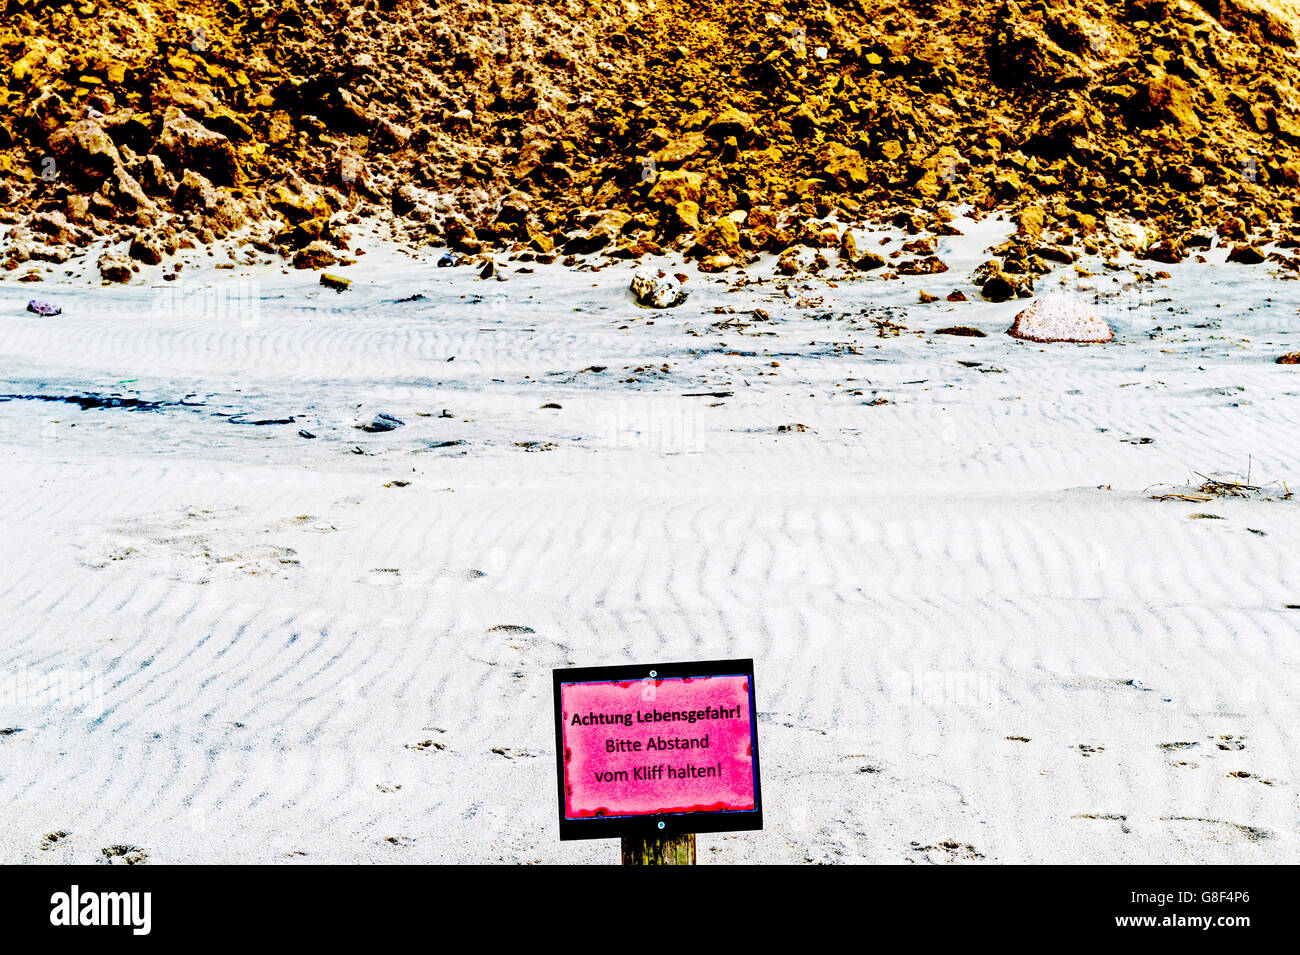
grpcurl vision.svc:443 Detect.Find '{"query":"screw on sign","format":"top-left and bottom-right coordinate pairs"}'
top-left (553, 659), bottom-right (762, 865)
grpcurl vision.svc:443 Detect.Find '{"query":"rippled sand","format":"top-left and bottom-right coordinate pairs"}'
top-left (1, 216), bottom-right (1297, 863)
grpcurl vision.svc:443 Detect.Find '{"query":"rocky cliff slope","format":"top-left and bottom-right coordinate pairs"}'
top-left (3, 0), bottom-right (1298, 282)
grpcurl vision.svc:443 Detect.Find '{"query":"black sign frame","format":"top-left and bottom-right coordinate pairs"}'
top-left (553, 658), bottom-right (763, 842)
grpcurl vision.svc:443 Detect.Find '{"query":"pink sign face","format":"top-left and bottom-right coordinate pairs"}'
top-left (560, 674), bottom-right (757, 819)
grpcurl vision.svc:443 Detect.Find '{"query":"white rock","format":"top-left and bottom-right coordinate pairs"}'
top-left (1007, 294), bottom-right (1114, 343)
top-left (630, 266), bottom-right (688, 308)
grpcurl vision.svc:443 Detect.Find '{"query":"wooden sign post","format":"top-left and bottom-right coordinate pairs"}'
top-left (621, 834), bottom-right (696, 866)
top-left (553, 659), bottom-right (762, 865)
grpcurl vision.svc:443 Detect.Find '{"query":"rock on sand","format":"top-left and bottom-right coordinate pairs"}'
top-left (630, 267), bottom-right (687, 308)
top-left (1007, 294), bottom-right (1113, 343)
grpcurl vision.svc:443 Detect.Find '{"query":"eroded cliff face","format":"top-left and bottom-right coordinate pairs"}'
top-left (2, 0), bottom-right (1298, 277)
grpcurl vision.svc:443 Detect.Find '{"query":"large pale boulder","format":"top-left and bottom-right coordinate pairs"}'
top-left (1008, 294), bottom-right (1113, 343)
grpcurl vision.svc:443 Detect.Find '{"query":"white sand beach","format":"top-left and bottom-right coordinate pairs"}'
top-left (1, 215), bottom-right (1298, 863)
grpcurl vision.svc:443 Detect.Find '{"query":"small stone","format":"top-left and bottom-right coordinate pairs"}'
top-left (840, 229), bottom-right (885, 270)
top-left (1035, 245), bottom-right (1078, 265)
top-left (975, 259), bottom-right (1034, 301)
top-left (897, 255), bottom-right (949, 275)
top-left (1144, 238), bottom-right (1185, 264)
top-left (97, 251), bottom-right (133, 283)
top-left (364, 413), bottom-right (405, 432)
top-left (128, 234), bottom-right (163, 265)
top-left (295, 242), bottom-right (339, 270)
top-left (696, 215), bottom-right (741, 256)
top-left (1227, 244), bottom-right (1266, 265)
top-left (26, 300), bottom-right (61, 316)
top-left (980, 273), bottom-right (1017, 302)
top-left (1016, 206), bottom-right (1046, 242)
top-left (525, 225), bottom-right (555, 254)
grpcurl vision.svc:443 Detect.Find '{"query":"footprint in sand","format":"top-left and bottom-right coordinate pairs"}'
top-left (79, 509), bottom-right (304, 581)
top-left (490, 747), bottom-right (535, 760)
top-left (1161, 817), bottom-right (1272, 843)
top-left (907, 840), bottom-right (986, 863)
top-left (1158, 741), bottom-right (1200, 767)
top-left (1227, 771), bottom-right (1275, 786)
top-left (758, 712), bottom-right (829, 736)
top-left (1071, 813), bottom-right (1131, 834)
top-left (270, 514), bottom-right (337, 534)
top-left (101, 844), bottom-right (148, 865)
top-left (405, 737), bottom-right (446, 753)
top-left (39, 830), bottom-right (70, 850)
top-left (803, 844), bottom-right (850, 865)
top-left (476, 625), bottom-right (571, 671)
